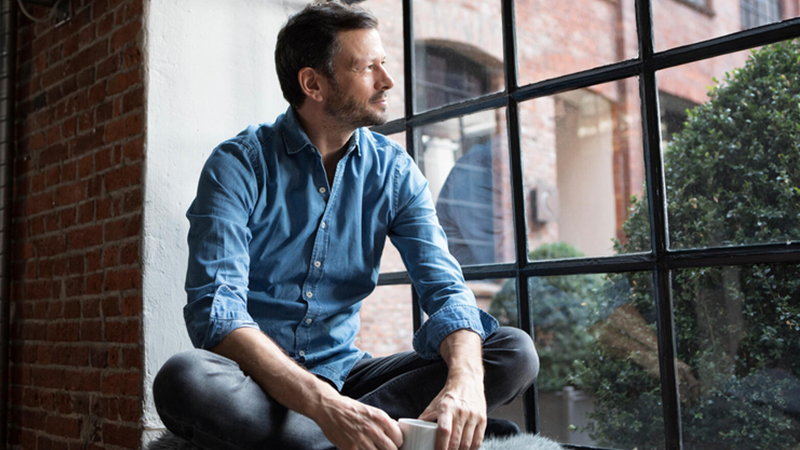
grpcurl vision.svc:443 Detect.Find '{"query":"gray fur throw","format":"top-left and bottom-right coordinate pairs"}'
top-left (146, 431), bottom-right (564, 450)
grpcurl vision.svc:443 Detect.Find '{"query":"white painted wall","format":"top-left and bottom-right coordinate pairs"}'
top-left (142, 0), bottom-right (305, 442)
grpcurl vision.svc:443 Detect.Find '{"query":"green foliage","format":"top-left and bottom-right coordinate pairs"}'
top-left (490, 242), bottom-right (603, 392)
top-left (575, 40), bottom-right (800, 449)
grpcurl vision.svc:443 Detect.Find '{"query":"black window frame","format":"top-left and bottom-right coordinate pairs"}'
top-left (370, 2), bottom-right (800, 449)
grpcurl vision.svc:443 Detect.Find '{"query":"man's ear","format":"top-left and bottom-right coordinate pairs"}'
top-left (298, 67), bottom-right (327, 104)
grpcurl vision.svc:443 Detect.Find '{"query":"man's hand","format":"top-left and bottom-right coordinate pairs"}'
top-left (212, 328), bottom-right (402, 450)
top-left (314, 393), bottom-right (403, 450)
top-left (419, 330), bottom-right (486, 450)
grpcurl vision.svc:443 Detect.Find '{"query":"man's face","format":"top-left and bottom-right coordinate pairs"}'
top-left (323, 28), bottom-right (395, 129)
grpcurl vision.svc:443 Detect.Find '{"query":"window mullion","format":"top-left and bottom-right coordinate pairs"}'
top-left (637, 0), bottom-right (683, 449)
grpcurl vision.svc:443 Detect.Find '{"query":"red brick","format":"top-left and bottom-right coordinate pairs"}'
top-left (66, 40), bottom-right (108, 74)
top-left (89, 346), bottom-right (108, 368)
top-left (104, 268), bottom-right (139, 292)
top-left (45, 415), bottom-right (81, 439)
top-left (105, 215), bottom-right (140, 241)
top-left (104, 164), bottom-right (140, 192)
top-left (111, 20), bottom-right (141, 51)
top-left (78, 153), bottom-right (93, 178)
top-left (54, 181), bottom-right (84, 208)
top-left (35, 235), bottom-right (66, 257)
top-left (121, 137), bottom-right (143, 161)
top-left (104, 318), bottom-right (139, 343)
top-left (62, 161), bottom-right (77, 182)
top-left (65, 368), bottom-right (101, 392)
top-left (103, 245), bottom-right (118, 267)
top-left (96, 53), bottom-right (120, 80)
top-left (123, 46), bottom-right (142, 68)
top-left (82, 298), bottom-right (101, 318)
top-left (80, 320), bottom-right (103, 342)
top-left (101, 371), bottom-right (140, 396)
top-left (108, 69), bottom-right (141, 97)
top-left (122, 86), bottom-right (143, 113)
top-left (86, 273), bottom-right (103, 295)
top-left (68, 224), bottom-right (103, 250)
top-left (102, 296), bottom-right (121, 317)
top-left (88, 80), bottom-right (106, 106)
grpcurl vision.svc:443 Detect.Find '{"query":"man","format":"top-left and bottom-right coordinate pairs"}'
top-left (153, 3), bottom-right (538, 450)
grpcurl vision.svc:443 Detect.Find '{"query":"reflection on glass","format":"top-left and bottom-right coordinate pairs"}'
top-left (487, 271), bottom-right (663, 447)
top-left (660, 40), bottom-right (800, 250)
top-left (522, 80), bottom-right (650, 261)
top-left (655, 0), bottom-right (799, 52)
top-left (413, 0), bottom-right (504, 112)
top-left (516, 0), bottom-right (638, 86)
top-left (673, 263), bottom-right (800, 449)
top-left (416, 108), bottom-right (514, 266)
top-left (365, 0), bottom-right (405, 121)
top-left (358, 284), bottom-right (414, 357)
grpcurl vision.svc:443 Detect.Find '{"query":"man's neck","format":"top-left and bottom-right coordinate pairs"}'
top-left (295, 106), bottom-right (354, 161)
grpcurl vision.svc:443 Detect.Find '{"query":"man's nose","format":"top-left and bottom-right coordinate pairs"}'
top-left (377, 65), bottom-right (395, 91)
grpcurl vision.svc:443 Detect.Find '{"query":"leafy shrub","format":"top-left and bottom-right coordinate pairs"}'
top-left (490, 242), bottom-right (603, 392)
top-left (575, 40), bottom-right (800, 449)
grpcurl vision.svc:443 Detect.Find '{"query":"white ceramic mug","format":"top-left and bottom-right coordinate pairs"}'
top-left (398, 418), bottom-right (438, 450)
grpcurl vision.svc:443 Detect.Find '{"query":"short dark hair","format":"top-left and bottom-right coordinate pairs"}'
top-left (275, 2), bottom-right (379, 109)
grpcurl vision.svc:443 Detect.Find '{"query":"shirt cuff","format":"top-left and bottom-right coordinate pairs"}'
top-left (184, 285), bottom-right (261, 349)
top-left (412, 304), bottom-right (499, 359)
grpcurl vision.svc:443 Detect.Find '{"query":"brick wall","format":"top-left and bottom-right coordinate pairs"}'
top-left (8, 0), bottom-right (145, 448)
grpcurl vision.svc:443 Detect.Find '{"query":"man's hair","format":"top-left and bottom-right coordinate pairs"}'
top-left (275, 2), bottom-right (379, 109)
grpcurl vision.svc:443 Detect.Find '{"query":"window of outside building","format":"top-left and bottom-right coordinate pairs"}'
top-left (741, 0), bottom-right (782, 28)
top-left (362, 1), bottom-right (800, 449)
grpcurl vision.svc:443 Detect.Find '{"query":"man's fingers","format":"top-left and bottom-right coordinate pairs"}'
top-left (470, 416), bottom-right (485, 450)
top-left (436, 413), bottom-right (453, 450)
top-left (377, 412), bottom-right (403, 448)
top-left (458, 420), bottom-right (475, 450)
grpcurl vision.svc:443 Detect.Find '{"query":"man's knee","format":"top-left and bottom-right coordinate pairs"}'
top-left (153, 349), bottom-right (228, 414)
top-left (485, 327), bottom-right (539, 391)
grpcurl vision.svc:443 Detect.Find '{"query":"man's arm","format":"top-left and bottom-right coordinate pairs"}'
top-left (186, 141), bottom-right (401, 450)
top-left (211, 327), bottom-right (403, 450)
top-left (419, 330), bottom-right (486, 450)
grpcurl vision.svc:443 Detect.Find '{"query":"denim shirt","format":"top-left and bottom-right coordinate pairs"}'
top-left (183, 107), bottom-right (498, 389)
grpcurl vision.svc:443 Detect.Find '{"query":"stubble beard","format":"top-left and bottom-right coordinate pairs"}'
top-left (324, 79), bottom-right (388, 129)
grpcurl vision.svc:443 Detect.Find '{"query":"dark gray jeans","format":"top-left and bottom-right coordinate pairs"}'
top-left (153, 327), bottom-right (538, 450)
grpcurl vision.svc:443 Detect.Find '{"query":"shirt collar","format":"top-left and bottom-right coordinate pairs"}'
top-left (280, 107), bottom-right (362, 157)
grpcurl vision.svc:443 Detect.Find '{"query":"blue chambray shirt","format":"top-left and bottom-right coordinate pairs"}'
top-left (183, 107), bottom-right (498, 390)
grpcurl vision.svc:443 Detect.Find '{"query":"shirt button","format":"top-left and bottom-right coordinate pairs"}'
top-left (305, 318), bottom-right (313, 325)
top-left (306, 291), bottom-right (313, 298)
top-left (319, 187), bottom-right (326, 194)
top-left (320, 222), bottom-right (326, 229)
top-left (314, 261), bottom-right (321, 268)
top-left (299, 350), bottom-right (305, 357)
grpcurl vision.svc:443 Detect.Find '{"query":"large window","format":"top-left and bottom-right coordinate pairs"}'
top-left (359, 0), bottom-right (800, 448)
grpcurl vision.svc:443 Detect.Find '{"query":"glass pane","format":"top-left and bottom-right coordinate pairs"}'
top-left (358, 284), bottom-right (414, 357)
top-left (673, 263), bottom-right (800, 449)
top-left (660, 40), bottom-right (800, 250)
top-left (516, 0), bottom-right (638, 86)
top-left (655, 0), bottom-right (800, 52)
top-left (413, 0), bottom-right (504, 112)
top-left (416, 108), bottom-right (515, 266)
top-left (522, 272), bottom-right (663, 448)
top-left (479, 278), bottom-right (528, 430)
top-left (380, 133), bottom-right (408, 275)
top-left (522, 79), bottom-right (651, 261)
top-left (368, 1), bottom-right (406, 122)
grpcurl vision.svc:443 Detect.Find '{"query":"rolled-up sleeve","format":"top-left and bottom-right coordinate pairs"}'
top-left (184, 139), bottom-right (261, 349)
top-left (388, 153), bottom-right (499, 359)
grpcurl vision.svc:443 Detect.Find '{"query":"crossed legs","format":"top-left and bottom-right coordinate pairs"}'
top-left (153, 327), bottom-right (538, 450)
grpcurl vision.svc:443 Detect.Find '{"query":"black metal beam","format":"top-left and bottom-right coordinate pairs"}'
top-left (637, 0), bottom-right (682, 448)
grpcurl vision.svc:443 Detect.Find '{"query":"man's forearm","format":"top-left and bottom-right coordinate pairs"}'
top-left (440, 329), bottom-right (484, 381)
top-left (209, 327), bottom-right (337, 421)
top-left (210, 327), bottom-right (403, 450)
